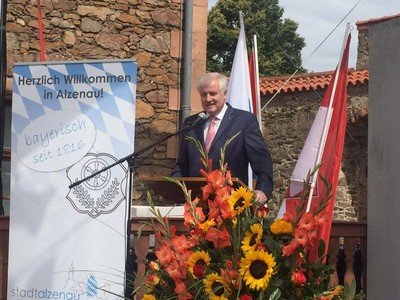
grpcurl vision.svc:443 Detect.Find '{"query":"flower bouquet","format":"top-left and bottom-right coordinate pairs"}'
top-left (138, 135), bottom-right (364, 300)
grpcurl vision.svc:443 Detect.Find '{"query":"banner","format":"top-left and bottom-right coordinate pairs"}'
top-left (8, 60), bottom-right (137, 300)
top-left (278, 29), bottom-right (351, 258)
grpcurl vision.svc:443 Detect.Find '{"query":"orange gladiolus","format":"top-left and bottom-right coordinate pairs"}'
top-left (294, 228), bottom-right (309, 247)
top-left (282, 239), bottom-right (300, 256)
top-left (174, 280), bottom-right (193, 300)
top-left (298, 212), bottom-right (315, 231)
top-left (205, 226), bottom-right (231, 248)
top-left (171, 235), bottom-right (195, 254)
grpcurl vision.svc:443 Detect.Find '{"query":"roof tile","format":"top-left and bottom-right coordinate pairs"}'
top-left (356, 13), bottom-right (400, 30)
top-left (260, 68), bottom-right (369, 96)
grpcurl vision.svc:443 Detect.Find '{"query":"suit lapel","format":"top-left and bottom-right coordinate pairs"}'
top-left (209, 105), bottom-right (235, 152)
top-left (193, 114), bottom-right (207, 149)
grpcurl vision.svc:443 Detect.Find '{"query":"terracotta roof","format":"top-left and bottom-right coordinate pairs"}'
top-left (259, 68), bottom-right (369, 96)
top-left (356, 13), bottom-right (400, 30)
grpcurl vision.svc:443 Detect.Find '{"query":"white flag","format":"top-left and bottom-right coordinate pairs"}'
top-left (227, 11), bottom-right (253, 188)
top-left (227, 11), bottom-right (252, 112)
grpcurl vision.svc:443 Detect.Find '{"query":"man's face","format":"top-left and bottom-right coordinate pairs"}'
top-left (199, 78), bottom-right (227, 116)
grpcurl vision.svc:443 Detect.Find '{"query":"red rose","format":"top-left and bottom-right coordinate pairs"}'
top-left (193, 264), bottom-right (206, 278)
top-left (255, 206), bottom-right (269, 219)
top-left (291, 270), bottom-right (307, 286)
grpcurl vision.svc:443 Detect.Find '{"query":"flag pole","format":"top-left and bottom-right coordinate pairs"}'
top-left (253, 35), bottom-right (262, 130)
top-left (226, 11), bottom-right (254, 189)
top-left (305, 23), bottom-right (351, 212)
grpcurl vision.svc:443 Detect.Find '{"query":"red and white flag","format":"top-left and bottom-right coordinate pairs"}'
top-left (278, 27), bottom-right (351, 256)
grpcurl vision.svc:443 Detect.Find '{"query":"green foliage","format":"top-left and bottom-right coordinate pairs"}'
top-left (343, 279), bottom-right (366, 300)
top-left (207, 0), bottom-right (307, 76)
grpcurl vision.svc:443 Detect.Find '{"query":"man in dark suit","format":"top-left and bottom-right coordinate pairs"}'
top-left (172, 72), bottom-right (273, 203)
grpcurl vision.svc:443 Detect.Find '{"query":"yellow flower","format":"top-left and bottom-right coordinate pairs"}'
top-left (270, 218), bottom-right (293, 235)
top-left (241, 223), bottom-right (263, 252)
top-left (147, 260), bottom-right (160, 271)
top-left (322, 285), bottom-right (343, 297)
top-left (333, 285), bottom-right (344, 296)
top-left (146, 273), bottom-right (161, 286)
top-left (228, 186), bottom-right (253, 217)
top-left (198, 219), bottom-right (216, 232)
top-left (203, 273), bottom-right (231, 300)
top-left (142, 294), bottom-right (156, 300)
top-left (239, 249), bottom-right (276, 291)
top-left (187, 250), bottom-right (211, 278)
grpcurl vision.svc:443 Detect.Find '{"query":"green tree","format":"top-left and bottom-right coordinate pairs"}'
top-left (207, 0), bottom-right (307, 76)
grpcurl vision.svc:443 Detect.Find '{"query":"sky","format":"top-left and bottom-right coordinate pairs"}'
top-left (208, 0), bottom-right (400, 72)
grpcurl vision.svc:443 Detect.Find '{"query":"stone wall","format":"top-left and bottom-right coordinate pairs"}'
top-left (262, 83), bottom-right (368, 221)
top-left (5, 0), bottom-right (208, 204)
top-left (356, 29), bottom-right (369, 70)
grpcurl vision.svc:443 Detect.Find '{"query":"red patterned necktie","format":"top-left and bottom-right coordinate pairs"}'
top-left (205, 115), bottom-right (216, 152)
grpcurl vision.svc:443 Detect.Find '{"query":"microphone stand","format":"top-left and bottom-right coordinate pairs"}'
top-left (69, 119), bottom-right (202, 189)
top-left (68, 116), bottom-right (204, 298)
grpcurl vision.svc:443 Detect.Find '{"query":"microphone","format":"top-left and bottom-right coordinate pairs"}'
top-left (186, 112), bottom-right (206, 129)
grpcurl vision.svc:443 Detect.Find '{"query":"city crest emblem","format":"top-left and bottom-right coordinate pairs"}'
top-left (66, 153), bottom-right (128, 218)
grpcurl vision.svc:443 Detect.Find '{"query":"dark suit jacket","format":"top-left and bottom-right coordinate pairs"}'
top-left (172, 105), bottom-right (273, 197)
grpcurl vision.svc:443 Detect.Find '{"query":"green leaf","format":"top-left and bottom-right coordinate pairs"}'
top-left (351, 279), bottom-right (357, 297)
top-left (207, 0), bottom-right (306, 76)
top-left (344, 281), bottom-right (351, 298)
top-left (269, 288), bottom-right (281, 300)
top-left (318, 239), bottom-right (326, 259)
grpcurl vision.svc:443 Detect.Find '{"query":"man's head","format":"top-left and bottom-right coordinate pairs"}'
top-left (197, 73), bottom-right (228, 116)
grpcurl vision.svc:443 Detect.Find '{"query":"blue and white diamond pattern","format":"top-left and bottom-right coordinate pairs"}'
top-left (12, 60), bottom-right (137, 159)
top-left (86, 274), bottom-right (98, 297)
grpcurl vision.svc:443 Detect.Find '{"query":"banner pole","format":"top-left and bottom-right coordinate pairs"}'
top-left (0, 0), bottom-right (8, 215)
top-left (124, 158), bottom-right (137, 298)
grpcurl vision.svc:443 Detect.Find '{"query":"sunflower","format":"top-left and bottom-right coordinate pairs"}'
top-left (228, 186), bottom-right (253, 217)
top-left (203, 273), bottom-right (231, 300)
top-left (241, 223), bottom-right (263, 252)
top-left (187, 250), bottom-right (211, 278)
top-left (239, 249), bottom-right (276, 291)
